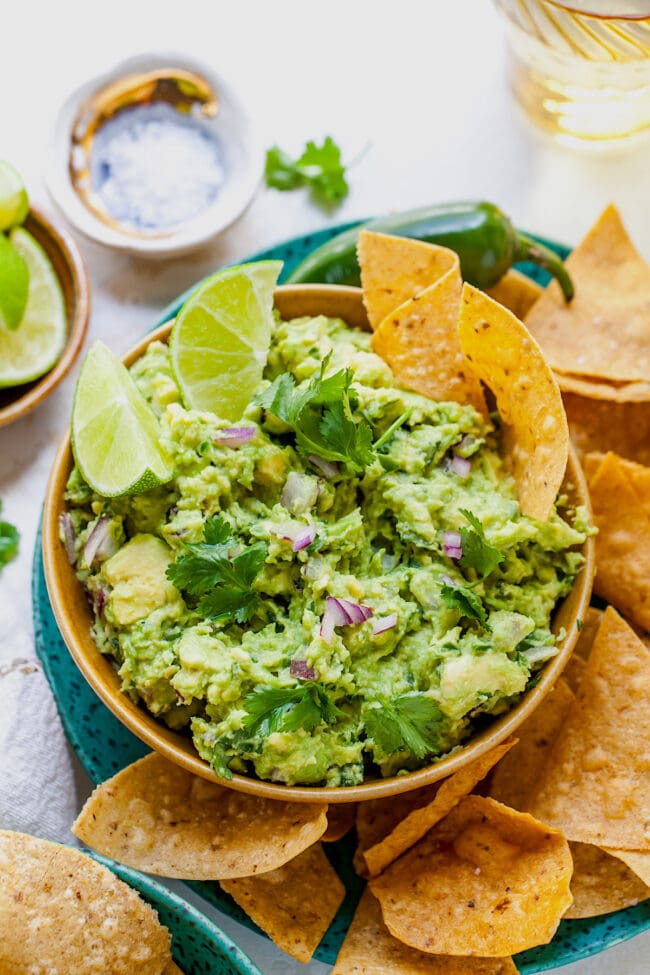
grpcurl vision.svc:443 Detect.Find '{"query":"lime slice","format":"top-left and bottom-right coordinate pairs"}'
top-left (170, 261), bottom-right (282, 420)
top-left (0, 161), bottom-right (29, 231)
top-left (0, 228), bottom-right (66, 386)
top-left (0, 233), bottom-right (29, 330)
top-left (72, 341), bottom-right (173, 497)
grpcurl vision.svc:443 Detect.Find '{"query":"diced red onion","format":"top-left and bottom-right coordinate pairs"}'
top-left (84, 516), bottom-right (119, 568)
top-left (307, 455), bottom-right (340, 479)
top-left (451, 454), bottom-right (471, 478)
top-left (60, 512), bottom-right (76, 565)
top-left (292, 525), bottom-right (317, 552)
top-left (214, 426), bottom-right (256, 447)
top-left (94, 586), bottom-right (107, 618)
top-left (443, 530), bottom-right (463, 560)
top-left (281, 472), bottom-right (319, 513)
top-left (290, 659), bottom-right (317, 681)
top-left (372, 613), bottom-right (397, 635)
top-left (320, 595), bottom-right (374, 644)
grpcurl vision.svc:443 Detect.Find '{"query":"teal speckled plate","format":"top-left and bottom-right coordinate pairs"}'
top-left (34, 221), bottom-right (650, 971)
top-left (88, 851), bottom-right (261, 975)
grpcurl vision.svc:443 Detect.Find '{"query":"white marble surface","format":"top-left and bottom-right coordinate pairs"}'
top-left (1, 1), bottom-right (649, 972)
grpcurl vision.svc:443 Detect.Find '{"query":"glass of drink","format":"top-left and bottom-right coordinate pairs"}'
top-left (493, 1), bottom-right (650, 147)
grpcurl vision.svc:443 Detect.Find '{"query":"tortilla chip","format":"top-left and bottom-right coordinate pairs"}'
top-left (371, 257), bottom-right (486, 416)
top-left (562, 653), bottom-right (586, 695)
top-left (0, 830), bottom-right (172, 975)
top-left (525, 205), bottom-right (650, 384)
top-left (370, 795), bottom-right (572, 957)
top-left (604, 848), bottom-right (650, 887)
top-left (587, 452), bottom-right (650, 631)
top-left (219, 843), bottom-right (344, 963)
top-left (72, 752), bottom-right (327, 879)
top-left (363, 740), bottom-right (516, 877)
top-left (586, 450), bottom-right (650, 522)
top-left (575, 608), bottom-right (603, 660)
top-left (527, 607), bottom-right (650, 849)
top-left (457, 284), bottom-right (569, 521)
top-left (323, 803), bottom-right (358, 842)
top-left (559, 373), bottom-right (650, 402)
top-left (564, 393), bottom-right (650, 466)
top-left (486, 269), bottom-right (543, 321)
top-left (162, 964), bottom-right (184, 975)
top-left (331, 888), bottom-right (519, 974)
top-left (355, 785), bottom-right (441, 877)
top-left (489, 681), bottom-right (574, 810)
top-left (564, 842), bottom-right (650, 919)
top-left (358, 230), bottom-right (459, 330)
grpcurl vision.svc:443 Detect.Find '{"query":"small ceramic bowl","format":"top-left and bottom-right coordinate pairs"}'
top-left (88, 851), bottom-right (261, 975)
top-left (0, 208), bottom-right (90, 429)
top-left (42, 285), bottom-right (594, 804)
top-left (46, 53), bottom-right (262, 259)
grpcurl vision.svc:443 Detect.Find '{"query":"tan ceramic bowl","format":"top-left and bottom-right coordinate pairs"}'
top-left (43, 285), bottom-right (594, 803)
top-left (0, 208), bottom-right (90, 428)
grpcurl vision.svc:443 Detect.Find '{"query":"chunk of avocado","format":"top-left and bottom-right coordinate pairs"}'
top-left (103, 534), bottom-right (177, 626)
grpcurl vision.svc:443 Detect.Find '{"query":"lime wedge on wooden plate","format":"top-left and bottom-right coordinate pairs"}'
top-left (0, 232), bottom-right (29, 331)
top-left (0, 161), bottom-right (29, 231)
top-left (72, 341), bottom-right (173, 497)
top-left (170, 261), bottom-right (282, 420)
top-left (0, 228), bottom-right (66, 385)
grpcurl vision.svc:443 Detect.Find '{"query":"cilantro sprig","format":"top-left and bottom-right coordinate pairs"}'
top-left (255, 360), bottom-right (375, 473)
top-left (458, 509), bottom-right (504, 579)
top-left (242, 682), bottom-right (345, 737)
top-left (365, 694), bottom-right (445, 759)
top-left (440, 578), bottom-right (488, 625)
top-left (166, 516), bottom-right (267, 624)
top-left (265, 136), bottom-right (349, 207)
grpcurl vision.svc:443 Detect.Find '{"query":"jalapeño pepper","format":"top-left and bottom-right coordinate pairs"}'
top-left (287, 200), bottom-right (574, 301)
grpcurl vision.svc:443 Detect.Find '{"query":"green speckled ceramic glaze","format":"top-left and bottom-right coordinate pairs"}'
top-left (34, 222), bottom-right (650, 971)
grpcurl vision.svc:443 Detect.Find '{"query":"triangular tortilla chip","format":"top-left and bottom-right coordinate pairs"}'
top-left (355, 785), bottom-right (441, 877)
top-left (358, 230), bottom-right (459, 330)
top-left (558, 372), bottom-right (650, 402)
top-left (370, 250), bottom-right (486, 415)
top-left (587, 452), bottom-right (650, 630)
top-left (586, 451), bottom-right (650, 522)
top-left (564, 393), bottom-right (650, 467)
top-left (72, 752), bottom-right (327, 879)
top-left (162, 964), bottom-right (185, 975)
top-left (525, 205), bottom-right (650, 384)
top-left (220, 844), bottom-right (344, 963)
top-left (604, 848), bottom-right (650, 887)
top-left (564, 842), bottom-right (650, 919)
top-left (526, 607), bottom-right (650, 849)
top-left (323, 803), bottom-right (358, 842)
top-left (369, 795), bottom-right (572, 957)
top-left (0, 831), bottom-right (172, 975)
top-left (486, 269), bottom-right (542, 321)
top-left (457, 284), bottom-right (569, 521)
top-left (331, 889), bottom-right (519, 974)
top-left (489, 681), bottom-right (574, 810)
top-left (363, 740), bottom-right (515, 877)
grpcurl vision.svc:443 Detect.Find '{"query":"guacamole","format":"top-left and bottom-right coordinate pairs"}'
top-left (63, 314), bottom-right (588, 787)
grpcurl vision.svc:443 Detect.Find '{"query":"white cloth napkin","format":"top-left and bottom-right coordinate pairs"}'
top-left (0, 651), bottom-right (78, 844)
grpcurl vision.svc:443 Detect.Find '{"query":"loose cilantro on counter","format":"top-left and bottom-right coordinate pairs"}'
top-left (166, 516), bottom-right (267, 623)
top-left (265, 136), bottom-right (349, 207)
top-left (0, 501), bottom-right (19, 572)
top-left (365, 694), bottom-right (445, 759)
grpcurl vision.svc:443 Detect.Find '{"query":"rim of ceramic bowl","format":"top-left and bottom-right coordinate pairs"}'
top-left (0, 207), bottom-right (90, 429)
top-left (42, 284), bottom-right (595, 802)
top-left (45, 52), bottom-right (263, 259)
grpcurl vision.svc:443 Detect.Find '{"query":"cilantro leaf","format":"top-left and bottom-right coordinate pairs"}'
top-left (440, 580), bottom-right (488, 624)
top-left (242, 682), bottom-right (345, 738)
top-left (256, 363), bottom-right (375, 473)
top-left (265, 136), bottom-right (349, 207)
top-left (365, 694), bottom-right (444, 759)
top-left (209, 743), bottom-right (233, 780)
top-left (166, 520), bottom-right (267, 624)
top-left (0, 518), bottom-right (19, 570)
top-left (458, 509), bottom-right (504, 579)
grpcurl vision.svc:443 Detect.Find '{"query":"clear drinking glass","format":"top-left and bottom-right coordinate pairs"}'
top-left (493, 1), bottom-right (650, 147)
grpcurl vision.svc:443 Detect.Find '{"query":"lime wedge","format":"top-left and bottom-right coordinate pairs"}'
top-left (72, 341), bottom-right (173, 497)
top-left (0, 228), bottom-right (66, 386)
top-left (0, 161), bottom-right (29, 231)
top-left (170, 261), bottom-right (282, 420)
top-left (0, 233), bottom-right (29, 330)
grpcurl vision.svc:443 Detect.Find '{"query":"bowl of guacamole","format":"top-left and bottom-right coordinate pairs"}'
top-left (43, 286), bottom-right (594, 802)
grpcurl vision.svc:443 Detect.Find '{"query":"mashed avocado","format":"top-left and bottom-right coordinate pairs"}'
top-left (64, 313), bottom-right (589, 786)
